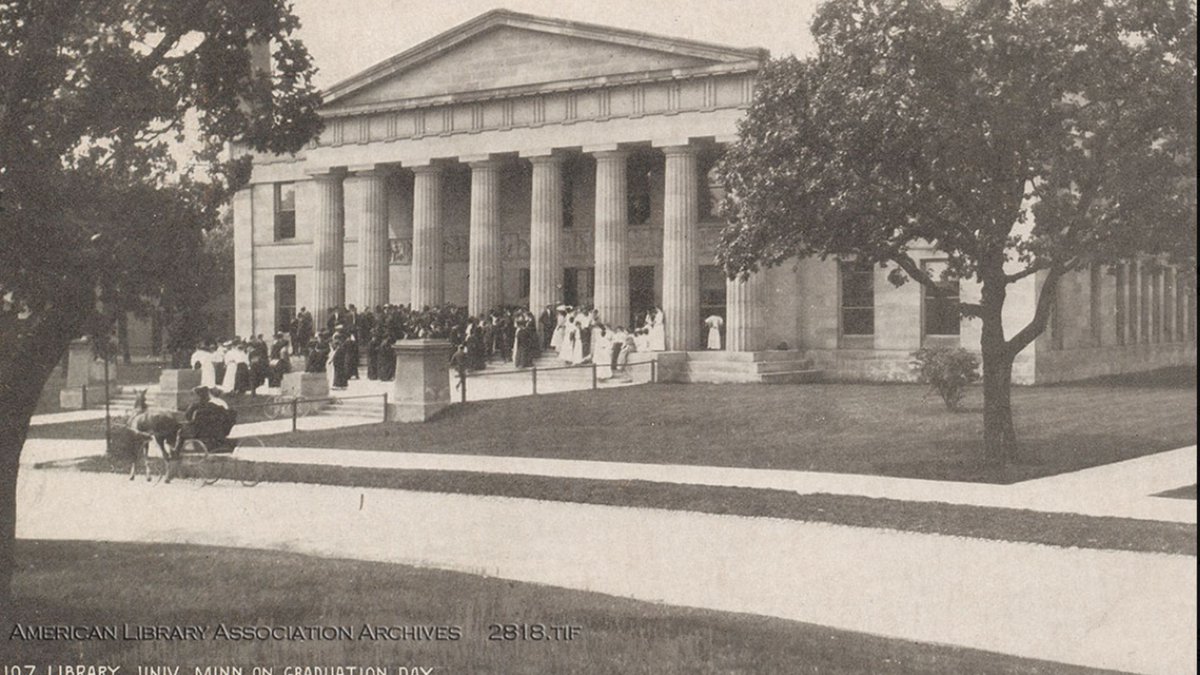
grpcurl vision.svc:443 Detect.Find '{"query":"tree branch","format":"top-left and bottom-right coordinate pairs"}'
top-left (1006, 266), bottom-right (1067, 354)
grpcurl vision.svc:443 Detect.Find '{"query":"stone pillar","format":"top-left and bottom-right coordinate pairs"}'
top-left (468, 159), bottom-right (502, 315)
top-left (529, 154), bottom-right (563, 314)
top-left (59, 338), bottom-right (112, 409)
top-left (726, 271), bottom-right (766, 352)
top-left (410, 165), bottom-right (443, 309)
top-left (281, 371), bottom-right (329, 399)
top-left (310, 172), bottom-right (344, 322)
top-left (661, 145), bottom-right (700, 351)
top-left (390, 338), bottom-right (455, 422)
top-left (156, 369), bottom-right (202, 411)
top-left (346, 169), bottom-right (390, 312)
top-left (593, 150), bottom-right (629, 326)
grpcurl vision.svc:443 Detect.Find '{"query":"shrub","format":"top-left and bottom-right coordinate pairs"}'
top-left (910, 347), bottom-right (980, 411)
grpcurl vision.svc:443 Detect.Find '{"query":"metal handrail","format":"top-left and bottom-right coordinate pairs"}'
top-left (461, 358), bottom-right (655, 377)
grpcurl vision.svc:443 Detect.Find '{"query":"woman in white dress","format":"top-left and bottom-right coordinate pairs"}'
top-left (705, 315), bottom-right (724, 350)
top-left (648, 307), bottom-right (666, 352)
top-left (550, 308), bottom-right (567, 353)
top-left (221, 342), bottom-right (241, 392)
top-left (593, 326), bottom-right (612, 379)
top-left (569, 317), bottom-right (585, 364)
top-left (192, 344), bottom-right (217, 388)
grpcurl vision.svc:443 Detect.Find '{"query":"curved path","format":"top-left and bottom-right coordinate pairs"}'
top-left (16, 467), bottom-right (1196, 675)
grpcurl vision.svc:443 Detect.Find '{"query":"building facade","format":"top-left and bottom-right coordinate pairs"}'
top-left (234, 10), bottom-right (1196, 383)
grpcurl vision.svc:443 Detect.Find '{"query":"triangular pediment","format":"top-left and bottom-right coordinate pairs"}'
top-left (324, 10), bottom-right (765, 110)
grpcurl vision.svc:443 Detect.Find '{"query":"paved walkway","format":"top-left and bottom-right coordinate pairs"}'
top-left (19, 434), bottom-right (1196, 522)
top-left (15, 469), bottom-right (1196, 675)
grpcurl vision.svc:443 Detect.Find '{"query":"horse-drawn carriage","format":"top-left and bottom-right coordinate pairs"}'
top-left (117, 389), bottom-right (262, 486)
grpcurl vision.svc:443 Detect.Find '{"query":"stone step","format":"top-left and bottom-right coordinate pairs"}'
top-left (684, 359), bottom-right (814, 375)
top-left (761, 369), bottom-right (825, 384)
top-left (686, 350), bottom-right (808, 363)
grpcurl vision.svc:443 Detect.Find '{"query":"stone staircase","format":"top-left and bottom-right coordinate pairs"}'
top-left (315, 396), bottom-right (387, 420)
top-left (671, 351), bottom-right (823, 384)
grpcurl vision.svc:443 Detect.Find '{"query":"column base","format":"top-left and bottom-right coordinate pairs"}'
top-left (387, 401), bottom-right (451, 423)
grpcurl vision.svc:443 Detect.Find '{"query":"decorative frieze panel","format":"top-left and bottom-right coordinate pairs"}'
top-left (389, 227), bottom-right (722, 267)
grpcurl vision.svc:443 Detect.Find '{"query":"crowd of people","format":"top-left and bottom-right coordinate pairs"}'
top-left (187, 300), bottom-right (689, 394)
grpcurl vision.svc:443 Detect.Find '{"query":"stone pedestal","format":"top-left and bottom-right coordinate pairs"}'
top-left (281, 371), bottom-right (329, 399)
top-left (390, 339), bottom-right (454, 422)
top-left (156, 368), bottom-right (202, 411)
top-left (59, 338), bottom-right (113, 409)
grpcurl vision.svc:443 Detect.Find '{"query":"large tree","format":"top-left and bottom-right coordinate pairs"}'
top-left (0, 1), bottom-right (322, 601)
top-left (718, 0), bottom-right (1196, 461)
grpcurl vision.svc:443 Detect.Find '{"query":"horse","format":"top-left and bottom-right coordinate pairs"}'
top-left (127, 389), bottom-right (184, 483)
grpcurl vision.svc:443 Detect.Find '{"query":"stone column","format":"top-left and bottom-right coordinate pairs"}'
top-left (345, 169), bottom-right (390, 312)
top-left (593, 150), bottom-right (629, 326)
top-left (468, 159), bottom-right (502, 315)
top-left (310, 172), bottom-right (344, 322)
top-left (410, 164), bottom-right (443, 309)
top-left (726, 271), bottom-right (766, 352)
top-left (662, 145), bottom-right (700, 351)
top-left (528, 154), bottom-right (563, 313)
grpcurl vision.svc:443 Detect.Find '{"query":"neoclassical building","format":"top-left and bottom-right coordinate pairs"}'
top-left (234, 10), bottom-right (1196, 383)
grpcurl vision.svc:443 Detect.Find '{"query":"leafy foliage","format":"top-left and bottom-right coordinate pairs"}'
top-left (717, 0), bottom-right (1196, 459)
top-left (0, 0), bottom-right (324, 601)
top-left (911, 347), bottom-right (981, 411)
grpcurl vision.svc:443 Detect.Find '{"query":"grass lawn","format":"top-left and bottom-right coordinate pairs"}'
top-left (5, 539), bottom-right (1115, 674)
top-left (1156, 484), bottom-right (1197, 500)
top-left (48, 457), bottom-right (1198, 556)
top-left (247, 371), bottom-right (1196, 484)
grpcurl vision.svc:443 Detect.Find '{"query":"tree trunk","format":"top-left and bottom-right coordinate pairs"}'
top-left (0, 356), bottom-right (57, 607)
top-left (0, 310), bottom-right (79, 606)
top-left (981, 344), bottom-right (1018, 463)
top-left (979, 274), bottom-right (1019, 464)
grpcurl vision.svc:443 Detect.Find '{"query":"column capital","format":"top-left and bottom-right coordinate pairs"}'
top-left (346, 166), bottom-right (389, 179)
top-left (306, 169), bottom-right (343, 182)
top-left (660, 144), bottom-right (699, 157)
top-left (409, 163), bottom-right (442, 176)
top-left (518, 148), bottom-right (558, 159)
top-left (590, 148), bottom-right (630, 162)
top-left (467, 158), bottom-right (503, 171)
top-left (525, 152), bottom-right (563, 165)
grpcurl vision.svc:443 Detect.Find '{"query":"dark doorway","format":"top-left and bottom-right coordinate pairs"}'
top-left (563, 267), bottom-right (594, 308)
top-left (630, 265), bottom-right (656, 327)
top-left (275, 275), bottom-right (296, 334)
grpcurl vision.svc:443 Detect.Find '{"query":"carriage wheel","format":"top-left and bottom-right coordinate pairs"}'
top-left (176, 439), bottom-right (215, 485)
top-left (263, 397), bottom-right (289, 419)
top-left (237, 436), bottom-right (265, 487)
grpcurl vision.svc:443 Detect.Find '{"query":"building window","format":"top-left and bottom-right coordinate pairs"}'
top-left (1176, 269), bottom-right (1187, 342)
top-left (698, 150), bottom-right (724, 222)
top-left (626, 153), bottom-right (654, 226)
top-left (1089, 265), bottom-right (1103, 346)
top-left (274, 182), bottom-right (296, 240)
top-left (518, 268), bottom-right (530, 300)
top-left (1164, 267), bottom-right (1176, 342)
top-left (1152, 268), bottom-right (1163, 343)
top-left (1114, 265), bottom-right (1127, 346)
top-left (922, 260), bottom-right (960, 338)
top-left (839, 260), bottom-right (874, 337)
top-left (274, 275), bottom-right (296, 334)
top-left (699, 265), bottom-right (727, 323)
top-left (561, 157), bottom-right (576, 229)
top-left (1139, 264), bottom-right (1151, 343)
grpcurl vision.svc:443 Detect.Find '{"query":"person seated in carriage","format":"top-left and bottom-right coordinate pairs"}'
top-left (174, 386), bottom-right (238, 453)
